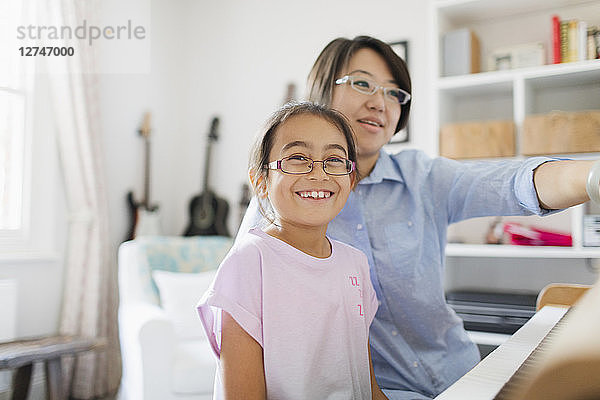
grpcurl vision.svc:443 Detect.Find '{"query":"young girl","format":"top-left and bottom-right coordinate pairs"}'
top-left (197, 102), bottom-right (388, 399)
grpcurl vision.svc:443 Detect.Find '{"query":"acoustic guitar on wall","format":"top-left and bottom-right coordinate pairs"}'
top-left (183, 116), bottom-right (230, 237)
top-left (126, 112), bottom-right (161, 241)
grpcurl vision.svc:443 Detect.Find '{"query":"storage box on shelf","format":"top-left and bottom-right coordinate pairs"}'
top-left (442, 28), bottom-right (481, 76)
top-left (522, 110), bottom-right (600, 155)
top-left (431, 0), bottom-right (600, 258)
top-left (439, 119), bottom-right (515, 159)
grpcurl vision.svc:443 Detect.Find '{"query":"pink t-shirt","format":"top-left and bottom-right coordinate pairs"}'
top-left (197, 227), bottom-right (378, 400)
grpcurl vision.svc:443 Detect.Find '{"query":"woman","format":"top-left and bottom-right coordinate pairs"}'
top-left (238, 36), bottom-right (597, 399)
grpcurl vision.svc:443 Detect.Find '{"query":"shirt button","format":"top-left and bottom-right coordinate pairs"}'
top-left (391, 330), bottom-right (398, 336)
top-left (407, 221), bottom-right (413, 227)
top-left (378, 301), bottom-right (382, 306)
top-left (357, 224), bottom-right (363, 230)
top-left (413, 361), bottom-right (419, 368)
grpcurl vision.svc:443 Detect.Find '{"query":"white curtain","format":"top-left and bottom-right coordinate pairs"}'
top-left (44, 0), bottom-right (121, 397)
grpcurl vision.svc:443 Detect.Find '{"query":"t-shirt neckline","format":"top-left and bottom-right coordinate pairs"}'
top-left (249, 227), bottom-right (336, 266)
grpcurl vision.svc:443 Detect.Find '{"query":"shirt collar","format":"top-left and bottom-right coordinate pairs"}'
top-left (358, 149), bottom-right (404, 185)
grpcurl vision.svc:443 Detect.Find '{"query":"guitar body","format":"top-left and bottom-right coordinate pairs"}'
top-left (184, 190), bottom-right (230, 236)
top-left (183, 116), bottom-right (231, 237)
top-left (126, 191), bottom-right (160, 241)
top-left (126, 191), bottom-right (138, 241)
top-left (125, 113), bottom-right (161, 241)
top-left (136, 208), bottom-right (161, 237)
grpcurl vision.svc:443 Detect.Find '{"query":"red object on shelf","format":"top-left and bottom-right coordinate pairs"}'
top-left (503, 222), bottom-right (572, 247)
top-left (552, 15), bottom-right (561, 64)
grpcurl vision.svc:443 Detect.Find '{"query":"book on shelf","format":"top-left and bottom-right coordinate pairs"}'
top-left (567, 19), bottom-right (578, 62)
top-left (554, 15), bottom-right (599, 63)
top-left (552, 15), bottom-right (561, 64)
top-left (589, 27), bottom-right (600, 61)
top-left (579, 20), bottom-right (588, 61)
top-left (559, 19), bottom-right (569, 63)
top-left (593, 28), bottom-right (600, 60)
top-left (583, 21), bottom-right (598, 60)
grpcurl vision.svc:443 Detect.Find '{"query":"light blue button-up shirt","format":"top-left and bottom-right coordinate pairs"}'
top-left (238, 149), bottom-right (552, 399)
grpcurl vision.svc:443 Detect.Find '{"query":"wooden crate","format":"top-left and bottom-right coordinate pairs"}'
top-left (522, 111), bottom-right (600, 155)
top-left (439, 120), bottom-right (515, 159)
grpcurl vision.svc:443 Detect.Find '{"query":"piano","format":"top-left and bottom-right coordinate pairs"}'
top-left (436, 280), bottom-right (600, 400)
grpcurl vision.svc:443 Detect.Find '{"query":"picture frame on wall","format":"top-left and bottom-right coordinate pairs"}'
top-left (388, 40), bottom-right (409, 144)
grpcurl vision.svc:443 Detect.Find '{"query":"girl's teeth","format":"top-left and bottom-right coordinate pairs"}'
top-left (299, 191), bottom-right (331, 199)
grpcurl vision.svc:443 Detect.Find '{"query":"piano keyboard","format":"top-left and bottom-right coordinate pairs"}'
top-left (494, 307), bottom-right (571, 399)
top-left (435, 306), bottom-right (569, 400)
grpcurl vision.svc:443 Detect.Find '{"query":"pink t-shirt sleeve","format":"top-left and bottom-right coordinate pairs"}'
top-left (197, 244), bottom-right (263, 357)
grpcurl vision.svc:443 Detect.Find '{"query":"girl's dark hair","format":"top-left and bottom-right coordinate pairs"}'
top-left (249, 101), bottom-right (359, 222)
top-left (307, 35), bottom-right (412, 134)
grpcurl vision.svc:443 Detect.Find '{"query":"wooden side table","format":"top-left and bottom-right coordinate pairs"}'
top-left (0, 335), bottom-right (105, 400)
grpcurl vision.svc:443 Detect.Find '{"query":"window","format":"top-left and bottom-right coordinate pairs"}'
top-left (0, 0), bottom-right (35, 241)
top-left (0, 91), bottom-right (26, 231)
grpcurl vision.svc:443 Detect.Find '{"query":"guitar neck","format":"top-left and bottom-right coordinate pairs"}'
top-left (202, 116), bottom-right (219, 193)
top-left (143, 136), bottom-right (151, 208)
top-left (138, 112), bottom-right (153, 210)
top-left (203, 139), bottom-right (213, 193)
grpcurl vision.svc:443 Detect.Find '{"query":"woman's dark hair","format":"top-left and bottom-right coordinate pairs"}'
top-left (249, 101), bottom-right (359, 222)
top-left (307, 35), bottom-right (412, 134)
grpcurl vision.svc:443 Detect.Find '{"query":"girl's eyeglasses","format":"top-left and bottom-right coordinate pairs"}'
top-left (265, 155), bottom-right (355, 176)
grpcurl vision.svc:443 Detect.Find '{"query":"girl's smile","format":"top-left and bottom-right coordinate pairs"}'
top-left (296, 190), bottom-right (333, 199)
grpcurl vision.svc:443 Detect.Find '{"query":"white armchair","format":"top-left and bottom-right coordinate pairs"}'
top-left (118, 236), bottom-right (232, 400)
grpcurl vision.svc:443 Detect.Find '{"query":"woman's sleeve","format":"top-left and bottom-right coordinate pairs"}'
top-left (196, 245), bottom-right (263, 357)
top-left (428, 155), bottom-right (558, 224)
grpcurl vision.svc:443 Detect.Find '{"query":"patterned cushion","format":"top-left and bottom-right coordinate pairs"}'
top-left (135, 236), bottom-right (233, 303)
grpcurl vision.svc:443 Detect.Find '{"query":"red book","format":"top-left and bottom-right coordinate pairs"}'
top-left (552, 15), bottom-right (561, 63)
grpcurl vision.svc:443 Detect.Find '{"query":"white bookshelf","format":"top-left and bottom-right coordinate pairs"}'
top-left (437, 59), bottom-right (600, 91)
top-left (445, 243), bottom-right (600, 258)
top-left (429, 0), bottom-right (600, 259)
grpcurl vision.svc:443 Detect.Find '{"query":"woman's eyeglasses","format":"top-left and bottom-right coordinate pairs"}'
top-left (335, 75), bottom-right (411, 105)
top-left (265, 155), bottom-right (355, 176)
